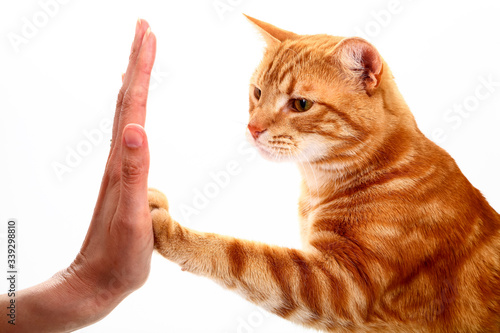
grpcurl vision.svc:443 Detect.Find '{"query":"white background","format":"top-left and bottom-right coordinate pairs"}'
top-left (1, 0), bottom-right (499, 332)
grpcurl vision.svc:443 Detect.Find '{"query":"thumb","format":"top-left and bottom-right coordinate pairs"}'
top-left (119, 123), bottom-right (150, 211)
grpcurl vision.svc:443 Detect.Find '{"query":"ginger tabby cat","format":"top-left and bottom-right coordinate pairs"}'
top-left (148, 16), bottom-right (500, 332)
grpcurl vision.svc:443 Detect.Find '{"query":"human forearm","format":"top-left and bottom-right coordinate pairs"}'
top-left (0, 262), bottom-right (125, 332)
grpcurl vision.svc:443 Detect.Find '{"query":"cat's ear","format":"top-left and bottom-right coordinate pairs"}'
top-left (331, 37), bottom-right (384, 94)
top-left (244, 14), bottom-right (298, 48)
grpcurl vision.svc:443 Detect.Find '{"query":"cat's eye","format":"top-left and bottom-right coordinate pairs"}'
top-left (293, 98), bottom-right (314, 112)
top-left (253, 87), bottom-right (262, 100)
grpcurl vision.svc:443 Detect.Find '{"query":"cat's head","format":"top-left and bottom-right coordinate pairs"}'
top-left (245, 15), bottom-right (399, 166)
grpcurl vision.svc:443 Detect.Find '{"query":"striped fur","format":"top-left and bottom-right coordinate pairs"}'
top-left (149, 17), bottom-right (500, 332)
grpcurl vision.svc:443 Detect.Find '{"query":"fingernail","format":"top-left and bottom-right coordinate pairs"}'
top-left (136, 18), bottom-right (142, 35)
top-left (124, 127), bottom-right (143, 148)
top-left (130, 19), bottom-right (142, 53)
top-left (143, 27), bottom-right (151, 43)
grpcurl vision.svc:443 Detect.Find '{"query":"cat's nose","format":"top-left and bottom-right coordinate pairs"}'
top-left (248, 123), bottom-right (267, 140)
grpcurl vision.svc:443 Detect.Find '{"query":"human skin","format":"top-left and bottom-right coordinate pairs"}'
top-left (0, 18), bottom-right (157, 332)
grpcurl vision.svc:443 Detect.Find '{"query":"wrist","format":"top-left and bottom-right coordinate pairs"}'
top-left (7, 262), bottom-right (121, 332)
top-left (63, 254), bottom-right (129, 308)
top-left (44, 256), bottom-right (129, 330)
top-left (47, 270), bottom-right (113, 330)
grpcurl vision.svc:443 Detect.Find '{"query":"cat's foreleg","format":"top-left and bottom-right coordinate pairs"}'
top-left (148, 188), bottom-right (362, 329)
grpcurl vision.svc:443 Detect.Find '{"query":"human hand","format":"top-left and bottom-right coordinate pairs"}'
top-left (0, 19), bottom-right (157, 333)
top-left (62, 17), bottom-right (158, 317)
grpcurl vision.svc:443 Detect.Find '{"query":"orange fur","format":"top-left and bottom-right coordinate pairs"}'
top-left (149, 16), bottom-right (500, 332)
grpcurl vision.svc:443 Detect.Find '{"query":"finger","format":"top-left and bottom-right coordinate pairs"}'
top-left (95, 19), bottom-right (147, 210)
top-left (121, 20), bottom-right (152, 98)
top-left (118, 124), bottom-right (150, 220)
top-left (111, 19), bottom-right (151, 147)
top-left (115, 28), bottom-right (156, 145)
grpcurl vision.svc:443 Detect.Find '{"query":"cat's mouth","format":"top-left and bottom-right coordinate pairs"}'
top-left (253, 135), bottom-right (298, 162)
top-left (257, 144), bottom-right (294, 161)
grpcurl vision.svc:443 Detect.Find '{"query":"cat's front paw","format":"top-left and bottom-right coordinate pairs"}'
top-left (148, 187), bottom-right (169, 212)
top-left (148, 188), bottom-right (173, 250)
